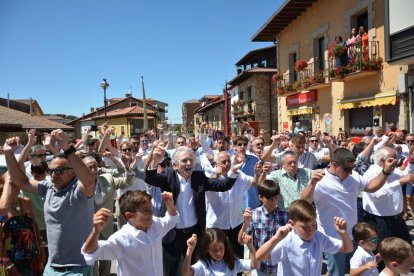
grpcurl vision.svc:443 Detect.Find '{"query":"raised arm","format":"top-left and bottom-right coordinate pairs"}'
top-left (300, 169), bottom-right (325, 203)
top-left (17, 129), bottom-right (37, 170)
top-left (256, 224), bottom-right (292, 261)
top-left (4, 138), bottom-right (39, 194)
top-left (82, 208), bottom-right (112, 254)
top-left (182, 234), bottom-right (197, 276)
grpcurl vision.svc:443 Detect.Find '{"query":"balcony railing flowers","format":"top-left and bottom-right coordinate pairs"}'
top-left (294, 60), bottom-right (308, 73)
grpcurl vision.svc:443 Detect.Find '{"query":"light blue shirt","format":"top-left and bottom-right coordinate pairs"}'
top-left (270, 230), bottom-right (342, 276)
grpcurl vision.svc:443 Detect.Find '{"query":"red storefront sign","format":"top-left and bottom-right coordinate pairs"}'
top-left (286, 90), bottom-right (318, 107)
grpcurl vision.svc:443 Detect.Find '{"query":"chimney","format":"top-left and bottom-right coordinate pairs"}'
top-left (90, 107), bottom-right (94, 113)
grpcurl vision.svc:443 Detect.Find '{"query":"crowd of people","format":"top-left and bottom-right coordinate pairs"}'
top-left (0, 120), bottom-right (414, 276)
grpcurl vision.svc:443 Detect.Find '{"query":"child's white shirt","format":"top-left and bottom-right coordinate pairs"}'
top-left (82, 213), bottom-right (179, 276)
top-left (191, 258), bottom-right (252, 276)
top-left (350, 245), bottom-right (379, 276)
top-left (270, 229), bottom-right (342, 276)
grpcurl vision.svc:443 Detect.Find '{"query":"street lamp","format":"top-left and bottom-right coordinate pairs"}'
top-left (100, 78), bottom-right (109, 122)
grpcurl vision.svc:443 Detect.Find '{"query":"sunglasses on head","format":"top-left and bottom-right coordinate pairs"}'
top-left (122, 148), bottom-right (132, 152)
top-left (49, 167), bottom-right (72, 175)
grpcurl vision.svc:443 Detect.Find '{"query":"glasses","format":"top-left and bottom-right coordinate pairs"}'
top-left (132, 142), bottom-right (140, 145)
top-left (30, 153), bottom-right (47, 158)
top-left (237, 143), bottom-right (248, 147)
top-left (366, 237), bottom-right (379, 244)
top-left (122, 148), bottom-right (132, 152)
top-left (407, 140), bottom-right (414, 143)
top-left (49, 167), bottom-right (72, 175)
top-left (309, 140), bottom-right (318, 143)
top-left (254, 143), bottom-right (264, 146)
top-left (140, 140), bottom-right (149, 143)
top-left (332, 160), bottom-right (355, 173)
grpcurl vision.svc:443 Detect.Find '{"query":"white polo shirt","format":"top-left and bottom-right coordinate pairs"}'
top-left (205, 170), bottom-right (253, 229)
top-left (270, 230), bottom-right (342, 276)
top-left (314, 169), bottom-right (368, 239)
top-left (350, 246), bottom-right (379, 276)
top-left (362, 163), bottom-right (413, 216)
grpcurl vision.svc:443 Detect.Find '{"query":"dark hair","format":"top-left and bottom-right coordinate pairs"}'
top-left (85, 139), bottom-right (95, 146)
top-left (199, 228), bottom-right (235, 270)
top-left (217, 136), bottom-right (230, 144)
top-left (119, 191), bottom-right (152, 219)
top-left (290, 135), bottom-right (306, 145)
top-left (31, 161), bottom-right (49, 176)
top-left (282, 150), bottom-right (297, 161)
top-left (352, 222), bottom-right (377, 242)
top-left (257, 179), bottom-right (280, 199)
top-left (332, 148), bottom-right (356, 164)
top-left (233, 135), bottom-right (248, 145)
top-left (380, 237), bottom-right (413, 264)
top-left (335, 35), bottom-right (343, 42)
top-left (139, 134), bottom-right (149, 140)
top-left (351, 142), bottom-right (365, 157)
top-left (288, 200), bottom-right (316, 222)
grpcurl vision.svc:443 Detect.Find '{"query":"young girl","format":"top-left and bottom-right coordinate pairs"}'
top-left (183, 228), bottom-right (256, 276)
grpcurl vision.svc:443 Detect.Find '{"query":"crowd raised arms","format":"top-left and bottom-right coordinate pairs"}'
top-left (0, 121), bottom-right (414, 275)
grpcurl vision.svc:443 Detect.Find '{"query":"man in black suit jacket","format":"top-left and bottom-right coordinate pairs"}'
top-left (145, 145), bottom-right (238, 276)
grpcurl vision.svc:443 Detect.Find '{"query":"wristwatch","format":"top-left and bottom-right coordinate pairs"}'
top-left (382, 169), bottom-right (391, 176)
top-left (63, 146), bottom-right (76, 156)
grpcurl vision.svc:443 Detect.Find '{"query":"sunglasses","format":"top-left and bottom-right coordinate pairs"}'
top-left (140, 140), bottom-right (149, 143)
top-left (367, 237), bottom-right (379, 244)
top-left (237, 143), bottom-right (248, 147)
top-left (30, 153), bottom-right (47, 158)
top-left (255, 143), bottom-right (264, 146)
top-left (49, 167), bottom-right (72, 175)
top-left (332, 160), bottom-right (355, 173)
top-left (122, 148), bottom-right (132, 152)
top-left (407, 140), bottom-right (414, 143)
top-left (309, 140), bottom-right (318, 143)
top-left (132, 142), bottom-right (140, 145)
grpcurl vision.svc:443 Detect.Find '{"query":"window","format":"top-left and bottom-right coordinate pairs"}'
top-left (289, 52), bottom-right (298, 82)
top-left (317, 37), bottom-right (326, 72)
top-left (247, 86), bottom-right (252, 99)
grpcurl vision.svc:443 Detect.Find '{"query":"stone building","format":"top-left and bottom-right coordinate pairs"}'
top-left (228, 46), bottom-right (278, 139)
top-left (252, 0), bottom-right (410, 136)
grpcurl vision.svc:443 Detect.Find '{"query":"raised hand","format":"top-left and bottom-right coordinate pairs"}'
top-left (161, 191), bottom-right (174, 207)
top-left (3, 137), bottom-right (18, 152)
top-left (310, 169), bottom-right (325, 185)
top-left (186, 234), bottom-right (197, 250)
top-left (93, 208), bottom-right (112, 234)
top-left (26, 129), bottom-right (37, 146)
top-left (275, 224), bottom-right (292, 240)
top-left (243, 207), bottom-right (252, 225)
top-left (333, 216), bottom-right (347, 235)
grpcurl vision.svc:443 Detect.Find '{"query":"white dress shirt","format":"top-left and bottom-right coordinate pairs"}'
top-left (314, 169), bottom-right (368, 239)
top-left (205, 170), bottom-right (252, 229)
top-left (175, 173), bottom-right (198, 229)
top-left (362, 163), bottom-right (413, 216)
top-left (191, 258), bottom-right (251, 275)
top-left (82, 213), bottom-right (179, 276)
top-left (270, 230), bottom-right (342, 276)
top-left (350, 246), bottom-right (379, 276)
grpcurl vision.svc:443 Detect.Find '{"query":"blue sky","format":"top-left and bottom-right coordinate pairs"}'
top-left (0, 0), bottom-right (282, 123)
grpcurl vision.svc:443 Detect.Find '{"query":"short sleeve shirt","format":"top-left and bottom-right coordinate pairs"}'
top-left (38, 177), bottom-right (94, 266)
top-left (191, 259), bottom-right (251, 276)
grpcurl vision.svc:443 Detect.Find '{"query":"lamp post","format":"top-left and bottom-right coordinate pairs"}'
top-left (100, 78), bottom-right (109, 122)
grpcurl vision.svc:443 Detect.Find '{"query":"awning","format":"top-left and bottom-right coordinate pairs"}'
top-left (287, 106), bottom-right (314, 116)
top-left (337, 91), bottom-right (397, 110)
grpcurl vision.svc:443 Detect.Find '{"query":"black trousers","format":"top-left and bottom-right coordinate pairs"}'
top-left (223, 223), bottom-right (244, 259)
top-left (163, 225), bottom-right (202, 276)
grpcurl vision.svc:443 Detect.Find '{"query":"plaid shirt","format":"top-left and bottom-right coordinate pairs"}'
top-left (247, 206), bottom-right (289, 274)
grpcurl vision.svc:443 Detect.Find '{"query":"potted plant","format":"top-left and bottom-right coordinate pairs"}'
top-left (294, 60), bottom-right (308, 72)
top-left (246, 98), bottom-right (253, 113)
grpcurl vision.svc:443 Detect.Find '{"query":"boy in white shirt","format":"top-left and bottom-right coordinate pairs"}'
top-left (378, 237), bottom-right (414, 276)
top-left (350, 222), bottom-right (380, 276)
top-left (256, 199), bottom-right (353, 276)
top-left (81, 190), bottom-right (179, 276)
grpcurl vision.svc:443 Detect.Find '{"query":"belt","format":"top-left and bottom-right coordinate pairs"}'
top-left (51, 266), bottom-right (79, 272)
top-left (368, 212), bottom-right (403, 220)
top-left (176, 224), bottom-right (198, 234)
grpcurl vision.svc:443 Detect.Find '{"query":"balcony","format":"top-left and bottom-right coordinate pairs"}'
top-left (327, 40), bottom-right (382, 81)
top-left (272, 40), bottom-right (382, 96)
top-left (232, 99), bottom-right (256, 120)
